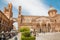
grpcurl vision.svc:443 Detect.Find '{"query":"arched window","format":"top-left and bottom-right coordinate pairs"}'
top-left (37, 23), bottom-right (40, 28)
top-left (40, 29), bottom-right (41, 33)
top-left (48, 23), bottom-right (50, 27)
top-left (55, 20), bottom-right (56, 22)
top-left (48, 23), bottom-right (51, 32)
top-left (0, 20), bottom-right (1, 24)
top-left (42, 23), bottom-right (46, 27)
top-left (0, 20), bottom-right (1, 27)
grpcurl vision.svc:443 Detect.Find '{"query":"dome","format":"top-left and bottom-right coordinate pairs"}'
top-left (48, 6), bottom-right (57, 13)
top-left (48, 6), bottom-right (57, 17)
top-left (49, 6), bottom-right (56, 11)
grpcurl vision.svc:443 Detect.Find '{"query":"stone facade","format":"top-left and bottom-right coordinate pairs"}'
top-left (17, 6), bottom-right (60, 33)
top-left (1, 3), bottom-right (60, 33)
top-left (0, 3), bottom-right (13, 32)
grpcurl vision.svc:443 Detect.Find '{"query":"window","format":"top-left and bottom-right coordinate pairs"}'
top-left (0, 19), bottom-right (1, 27)
top-left (48, 23), bottom-right (50, 27)
top-left (0, 20), bottom-right (1, 23)
top-left (42, 23), bottom-right (46, 27)
top-left (0, 21), bottom-right (1, 27)
top-left (55, 20), bottom-right (56, 22)
top-left (37, 23), bottom-right (40, 27)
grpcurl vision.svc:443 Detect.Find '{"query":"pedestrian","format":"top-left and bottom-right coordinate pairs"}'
top-left (15, 36), bottom-right (17, 40)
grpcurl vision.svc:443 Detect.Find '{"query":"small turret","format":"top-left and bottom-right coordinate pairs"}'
top-left (48, 6), bottom-right (57, 17)
top-left (8, 3), bottom-right (13, 18)
top-left (8, 3), bottom-right (12, 11)
top-left (4, 7), bottom-right (7, 13)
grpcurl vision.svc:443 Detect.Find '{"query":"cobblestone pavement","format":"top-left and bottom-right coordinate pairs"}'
top-left (36, 32), bottom-right (60, 40)
top-left (9, 33), bottom-right (21, 40)
top-left (9, 32), bottom-right (60, 40)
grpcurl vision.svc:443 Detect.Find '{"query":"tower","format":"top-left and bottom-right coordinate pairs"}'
top-left (18, 6), bottom-right (22, 30)
top-left (4, 3), bottom-right (13, 19)
top-left (8, 3), bottom-right (13, 18)
top-left (48, 6), bottom-right (57, 17)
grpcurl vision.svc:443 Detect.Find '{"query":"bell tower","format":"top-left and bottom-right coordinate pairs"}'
top-left (18, 6), bottom-right (22, 30)
top-left (48, 6), bottom-right (57, 17)
top-left (4, 3), bottom-right (13, 19)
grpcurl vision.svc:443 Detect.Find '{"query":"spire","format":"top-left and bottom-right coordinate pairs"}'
top-left (50, 5), bottom-right (53, 8)
top-left (8, 3), bottom-right (12, 9)
top-left (4, 7), bottom-right (6, 13)
top-left (19, 6), bottom-right (21, 14)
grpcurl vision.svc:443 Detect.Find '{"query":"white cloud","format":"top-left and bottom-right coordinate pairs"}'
top-left (5, 0), bottom-right (49, 16)
top-left (22, 0), bottom-right (49, 16)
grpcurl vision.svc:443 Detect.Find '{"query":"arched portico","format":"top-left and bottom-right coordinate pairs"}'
top-left (32, 17), bottom-right (51, 33)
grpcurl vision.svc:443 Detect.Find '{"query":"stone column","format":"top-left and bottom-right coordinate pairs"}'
top-left (46, 23), bottom-right (48, 32)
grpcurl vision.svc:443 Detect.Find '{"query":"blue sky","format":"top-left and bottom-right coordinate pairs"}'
top-left (42, 0), bottom-right (60, 13)
top-left (0, 0), bottom-right (60, 30)
top-left (0, 0), bottom-right (60, 17)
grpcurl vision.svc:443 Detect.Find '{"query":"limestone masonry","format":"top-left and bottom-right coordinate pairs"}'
top-left (0, 3), bottom-right (60, 33)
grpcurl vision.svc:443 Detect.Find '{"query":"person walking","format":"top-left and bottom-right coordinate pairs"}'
top-left (15, 36), bottom-right (17, 40)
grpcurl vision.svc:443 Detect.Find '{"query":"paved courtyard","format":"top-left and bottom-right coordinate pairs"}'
top-left (9, 33), bottom-right (21, 40)
top-left (9, 32), bottom-right (60, 40)
top-left (36, 32), bottom-right (60, 40)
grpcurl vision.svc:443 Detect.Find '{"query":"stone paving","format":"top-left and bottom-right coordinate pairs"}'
top-left (36, 32), bottom-right (60, 40)
top-left (9, 32), bottom-right (60, 40)
top-left (9, 33), bottom-right (21, 40)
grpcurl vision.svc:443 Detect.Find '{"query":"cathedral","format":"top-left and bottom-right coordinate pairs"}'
top-left (0, 3), bottom-right (60, 33)
top-left (0, 3), bottom-right (13, 32)
top-left (18, 6), bottom-right (60, 33)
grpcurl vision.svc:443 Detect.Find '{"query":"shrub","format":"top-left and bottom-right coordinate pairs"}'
top-left (20, 26), bottom-right (30, 32)
top-left (20, 26), bottom-right (35, 40)
top-left (21, 35), bottom-right (35, 40)
top-left (22, 31), bottom-right (31, 37)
